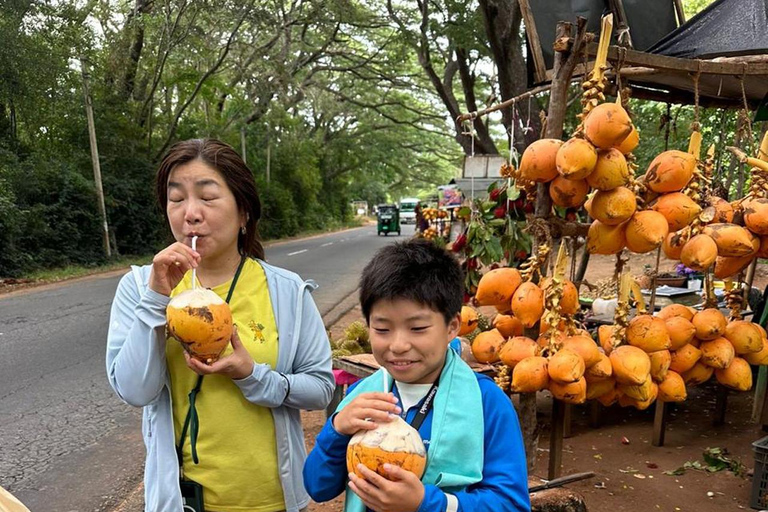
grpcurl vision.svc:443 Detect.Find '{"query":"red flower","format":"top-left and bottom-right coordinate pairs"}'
top-left (565, 210), bottom-right (578, 222)
top-left (452, 233), bottom-right (467, 252)
top-left (467, 257), bottom-right (478, 270)
top-left (494, 205), bottom-right (507, 218)
top-left (523, 202), bottom-right (535, 214)
top-left (490, 188), bottom-right (502, 201)
top-left (515, 250), bottom-right (528, 261)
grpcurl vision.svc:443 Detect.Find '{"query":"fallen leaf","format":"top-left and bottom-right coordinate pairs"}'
top-left (633, 474), bottom-right (647, 479)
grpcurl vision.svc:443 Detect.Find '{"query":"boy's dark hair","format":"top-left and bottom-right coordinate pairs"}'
top-left (360, 239), bottom-right (463, 324)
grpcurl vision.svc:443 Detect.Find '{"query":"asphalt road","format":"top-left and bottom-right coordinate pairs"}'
top-left (0, 223), bottom-right (413, 511)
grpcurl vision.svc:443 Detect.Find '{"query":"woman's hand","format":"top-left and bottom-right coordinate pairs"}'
top-left (184, 325), bottom-right (255, 380)
top-left (332, 392), bottom-right (401, 436)
top-left (148, 242), bottom-right (200, 296)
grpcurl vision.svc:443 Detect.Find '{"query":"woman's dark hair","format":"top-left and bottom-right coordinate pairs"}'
top-left (359, 239), bottom-right (463, 324)
top-left (155, 138), bottom-right (265, 260)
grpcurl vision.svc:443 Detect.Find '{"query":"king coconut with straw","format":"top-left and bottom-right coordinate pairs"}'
top-left (346, 370), bottom-right (427, 480)
top-left (166, 236), bottom-right (234, 363)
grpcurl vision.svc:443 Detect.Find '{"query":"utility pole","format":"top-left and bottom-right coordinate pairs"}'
top-left (80, 58), bottom-right (111, 258)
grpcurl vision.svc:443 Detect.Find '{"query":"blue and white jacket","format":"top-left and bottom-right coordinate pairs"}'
top-left (106, 260), bottom-right (334, 512)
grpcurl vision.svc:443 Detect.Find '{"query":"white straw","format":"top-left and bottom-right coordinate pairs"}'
top-left (191, 236), bottom-right (198, 290)
top-left (382, 367), bottom-right (388, 392)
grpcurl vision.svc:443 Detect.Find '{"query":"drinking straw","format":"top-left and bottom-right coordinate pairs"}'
top-left (191, 236), bottom-right (198, 289)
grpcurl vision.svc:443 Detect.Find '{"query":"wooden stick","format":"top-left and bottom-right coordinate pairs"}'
top-left (519, 0), bottom-right (548, 84)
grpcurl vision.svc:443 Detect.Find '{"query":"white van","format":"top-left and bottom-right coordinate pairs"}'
top-left (399, 198), bottom-right (421, 224)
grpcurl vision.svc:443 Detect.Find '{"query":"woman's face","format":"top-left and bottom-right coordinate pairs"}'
top-left (166, 159), bottom-right (243, 261)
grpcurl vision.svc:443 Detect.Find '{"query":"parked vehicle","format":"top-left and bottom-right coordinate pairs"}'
top-left (399, 197), bottom-right (420, 224)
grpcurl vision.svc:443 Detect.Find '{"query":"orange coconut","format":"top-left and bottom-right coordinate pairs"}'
top-left (669, 344), bottom-right (702, 373)
top-left (610, 345), bottom-right (652, 385)
top-left (549, 377), bottom-right (587, 404)
top-left (548, 348), bottom-right (586, 384)
top-left (549, 176), bottom-right (590, 208)
top-left (665, 316), bottom-right (696, 350)
top-left (498, 336), bottom-right (540, 368)
top-left (681, 361), bottom-right (714, 386)
top-left (586, 148), bottom-right (630, 190)
top-left (475, 268), bottom-right (523, 309)
top-left (616, 125), bottom-right (639, 154)
top-left (519, 139), bottom-right (563, 183)
top-left (680, 234), bottom-right (718, 271)
top-left (714, 254), bottom-right (755, 279)
top-left (662, 231), bottom-right (688, 260)
top-left (562, 334), bottom-right (603, 368)
top-left (510, 356), bottom-right (550, 393)
top-left (458, 306), bottom-right (479, 336)
top-left (587, 220), bottom-right (627, 255)
top-left (715, 357), bottom-right (752, 391)
top-left (658, 371), bottom-right (687, 402)
top-left (758, 237), bottom-right (768, 258)
top-left (744, 198), bottom-right (768, 235)
top-left (556, 137), bottom-right (598, 180)
top-left (167, 288), bottom-right (234, 363)
top-left (699, 337), bottom-right (735, 369)
top-left (583, 102), bottom-right (633, 150)
top-left (645, 150), bottom-right (696, 193)
top-left (598, 324), bottom-right (617, 355)
top-left (618, 382), bottom-right (658, 410)
top-left (651, 192), bottom-right (702, 231)
top-left (591, 187), bottom-right (637, 226)
top-left (586, 378), bottom-right (617, 400)
top-left (725, 320), bottom-right (763, 354)
top-left (626, 315), bottom-right (671, 352)
top-left (657, 304), bottom-right (695, 321)
top-left (470, 329), bottom-right (506, 363)
top-left (692, 308), bottom-right (727, 340)
top-left (492, 314), bottom-right (524, 338)
top-left (620, 376), bottom-right (656, 402)
top-left (649, 350), bottom-right (672, 383)
top-left (709, 197), bottom-right (735, 224)
top-left (540, 277), bottom-right (579, 316)
top-left (703, 223), bottom-right (757, 257)
top-left (510, 282), bottom-right (545, 328)
top-left (585, 352), bottom-right (613, 382)
top-left (347, 417), bottom-right (426, 480)
top-left (625, 210), bottom-right (670, 253)
top-left (745, 339), bottom-right (768, 365)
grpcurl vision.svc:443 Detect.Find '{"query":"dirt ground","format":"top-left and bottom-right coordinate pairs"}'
top-left (307, 277), bottom-right (768, 512)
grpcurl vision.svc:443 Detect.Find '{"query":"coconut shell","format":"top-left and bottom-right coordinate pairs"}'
top-left (347, 416), bottom-right (427, 479)
top-left (548, 348), bottom-right (586, 384)
top-left (681, 362), bottom-right (714, 386)
top-left (725, 320), bottom-right (763, 354)
top-left (665, 316), bottom-right (696, 350)
top-left (475, 268), bottom-right (523, 309)
top-left (586, 148), bottom-right (630, 191)
top-left (699, 337), bottom-right (735, 369)
top-left (167, 288), bottom-right (234, 363)
top-left (692, 308), bottom-right (727, 341)
top-left (658, 371), bottom-right (687, 402)
top-left (587, 220), bottom-right (627, 255)
top-left (657, 304), bottom-right (695, 321)
top-left (562, 334), bottom-right (603, 368)
top-left (585, 352), bottom-right (613, 382)
top-left (540, 277), bottom-right (580, 316)
top-left (586, 378), bottom-right (617, 400)
top-left (669, 344), bottom-right (702, 374)
top-left (549, 377), bottom-right (587, 404)
top-left (584, 103), bottom-right (633, 150)
top-left (645, 150), bottom-right (696, 193)
top-left (499, 336), bottom-right (540, 368)
top-left (616, 126), bottom-right (639, 154)
top-left (470, 329), bottom-right (506, 363)
top-left (511, 356), bottom-right (550, 393)
top-left (591, 187), bottom-right (637, 226)
top-left (519, 139), bottom-right (563, 183)
top-left (680, 234), bottom-right (718, 272)
top-left (597, 385), bottom-right (622, 407)
top-left (556, 137), bottom-right (598, 180)
top-left (626, 315), bottom-right (671, 352)
top-left (511, 282), bottom-right (545, 328)
top-left (620, 376), bottom-right (655, 401)
top-left (758, 237), bottom-right (768, 258)
top-left (610, 345), bottom-right (652, 385)
top-left (744, 198), bottom-right (768, 235)
top-left (709, 197), bottom-right (735, 224)
top-left (549, 176), bottom-right (589, 208)
top-left (618, 382), bottom-right (658, 410)
top-left (492, 314), bottom-right (524, 338)
top-left (714, 254), bottom-right (755, 279)
top-left (625, 210), bottom-right (670, 254)
top-left (649, 350), bottom-right (672, 383)
top-left (651, 192), bottom-right (702, 231)
top-left (715, 357), bottom-right (752, 391)
top-left (703, 223), bottom-right (757, 257)
top-left (662, 231), bottom-right (688, 260)
top-left (745, 339), bottom-right (768, 365)
top-left (598, 325), bottom-right (616, 355)
top-left (459, 306), bottom-right (479, 336)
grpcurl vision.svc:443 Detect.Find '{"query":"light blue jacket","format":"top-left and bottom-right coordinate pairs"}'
top-left (106, 260), bottom-right (334, 512)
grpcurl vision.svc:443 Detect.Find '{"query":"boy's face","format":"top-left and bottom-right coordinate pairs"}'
top-left (368, 298), bottom-right (461, 384)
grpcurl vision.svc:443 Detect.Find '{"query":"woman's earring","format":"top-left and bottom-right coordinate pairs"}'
top-left (241, 225), bottom-right (247, 235)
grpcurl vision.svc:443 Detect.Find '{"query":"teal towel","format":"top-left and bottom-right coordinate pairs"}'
top-left (338, 348), bottom-right (484, 512)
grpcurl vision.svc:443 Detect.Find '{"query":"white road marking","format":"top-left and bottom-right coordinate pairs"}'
top-left (287, 249), bottom-right (308, 256)
top-left (321, 242), bottom-right (333, 247)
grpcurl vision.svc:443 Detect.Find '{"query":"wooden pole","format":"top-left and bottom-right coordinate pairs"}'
top-left (80, 58), bottom-right (111, 258)
top-left (240, 127), bottom-right (247, 164)
top-left (518, 0), bottom-right (548, 84)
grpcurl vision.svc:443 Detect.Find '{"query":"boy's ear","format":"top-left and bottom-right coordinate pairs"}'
top-left (447, 313), bottom-right (461, 339)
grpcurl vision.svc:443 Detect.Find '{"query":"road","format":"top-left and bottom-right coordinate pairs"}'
top-left (0, 223), bottom-right (413, 511)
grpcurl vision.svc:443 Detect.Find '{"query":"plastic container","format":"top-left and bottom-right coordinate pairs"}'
top-left (750, 436), bottom-right (768, 510)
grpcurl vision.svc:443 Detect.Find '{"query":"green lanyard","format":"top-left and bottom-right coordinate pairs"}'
top-left (176, 255), bottom-right (247, 471)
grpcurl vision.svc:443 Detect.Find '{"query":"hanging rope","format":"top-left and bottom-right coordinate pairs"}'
top-left (691, 68), bottom-right (701, 132)
top-left (461, 115), bottom-right (477, 205)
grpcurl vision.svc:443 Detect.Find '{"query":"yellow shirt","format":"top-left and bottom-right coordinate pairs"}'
top-left (166, 258), bottom-right (285, 512)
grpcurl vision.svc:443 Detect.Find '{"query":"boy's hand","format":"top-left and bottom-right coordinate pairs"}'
top-left (349, 463), bottom-right (425, 512)
top-left (333, 392), bottom-right (401, 436)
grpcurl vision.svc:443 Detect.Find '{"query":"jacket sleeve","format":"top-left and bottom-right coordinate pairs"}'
top-left (233, 284), bottom-right (334, 410)
top-left (417, 377), bottom-right (530, 512)
top-left (106, 270), bottom-right (170, 407)
top-left (302, 415), bottom-right (352, 502)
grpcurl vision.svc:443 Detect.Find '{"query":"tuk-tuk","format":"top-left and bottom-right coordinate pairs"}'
top-left (377, 204), bottom-right (400, 236)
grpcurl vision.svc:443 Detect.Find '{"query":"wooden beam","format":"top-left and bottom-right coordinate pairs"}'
top-left (652, 401), bottom-right (667, 446)
top-left (548, 399), bottom-right (566, 480)
top-left (603, 81), bottom-right (751, 110)
top-left (519, 0), bottom-right (548, 84)
top-left (714, 386), bottom-right (728, 426)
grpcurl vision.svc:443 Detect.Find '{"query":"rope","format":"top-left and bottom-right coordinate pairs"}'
top-left (691, 68), bottom-right (701, 132)
top-left (739, 69), bottom-right (756, 156)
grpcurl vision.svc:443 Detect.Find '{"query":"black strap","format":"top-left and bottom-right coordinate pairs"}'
top-left (176, 255), bottom-right (247, 469)
top-left (394, 368), bottom-right (442, 432)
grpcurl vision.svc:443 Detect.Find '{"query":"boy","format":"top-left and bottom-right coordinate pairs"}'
top-left (303, 239), bottom-right (530, 512)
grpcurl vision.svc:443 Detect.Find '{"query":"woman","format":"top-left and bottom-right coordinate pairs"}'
top-left (106, 138), bottom-right (334, 512)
